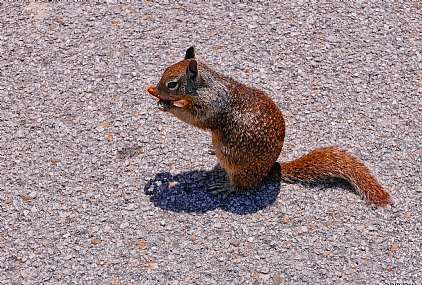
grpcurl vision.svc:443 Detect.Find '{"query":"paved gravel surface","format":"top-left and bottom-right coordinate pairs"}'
top-left (1, 1), bottom-right (421, 284)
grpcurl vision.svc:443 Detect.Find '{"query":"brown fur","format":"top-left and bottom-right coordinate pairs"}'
top-left (279, 147), bottom-right (392, 207)
top-left (148, 47), bottom-right (393, 207)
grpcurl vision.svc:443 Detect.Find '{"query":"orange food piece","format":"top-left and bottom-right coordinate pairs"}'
top-left (147, 86), bottom-right (160, 99)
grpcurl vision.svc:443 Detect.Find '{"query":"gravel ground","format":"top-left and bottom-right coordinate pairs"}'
top-left (1, 1), bottom-right (421, 284)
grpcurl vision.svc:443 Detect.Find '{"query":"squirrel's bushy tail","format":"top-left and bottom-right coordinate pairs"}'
top-left (278, 146), bottom-right (392, 207)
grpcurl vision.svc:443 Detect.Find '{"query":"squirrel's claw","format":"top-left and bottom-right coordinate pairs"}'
top-left (208, 181), bottom-right (235, 199)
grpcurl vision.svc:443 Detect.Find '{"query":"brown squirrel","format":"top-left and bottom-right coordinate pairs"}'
top-left (147, 47), bottom-right (393, 207)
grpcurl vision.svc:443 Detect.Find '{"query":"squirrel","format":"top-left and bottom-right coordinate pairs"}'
top-left (147, 47), bottom-right (393, 207)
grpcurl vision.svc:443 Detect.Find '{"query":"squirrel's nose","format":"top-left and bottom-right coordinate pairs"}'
top-left (147, 86), bottom-right (161, 99)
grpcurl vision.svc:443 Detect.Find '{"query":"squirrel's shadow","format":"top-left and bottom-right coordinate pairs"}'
top-left (144, 164), bottom-right (281, 214)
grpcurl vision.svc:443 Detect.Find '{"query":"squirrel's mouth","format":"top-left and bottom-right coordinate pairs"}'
top-left (157, 99), bottom-right (188, 111)
top-left (148, 86), bottom-right (187, 111)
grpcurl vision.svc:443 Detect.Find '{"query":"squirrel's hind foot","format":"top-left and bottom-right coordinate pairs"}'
top-left (208, 181), bottom-right (235, 199)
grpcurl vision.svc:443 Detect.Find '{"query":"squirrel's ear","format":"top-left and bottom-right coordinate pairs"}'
top-left (187, 60), bottom-right (198, 80)
top-left (185, 46), bottom-right (195, 59)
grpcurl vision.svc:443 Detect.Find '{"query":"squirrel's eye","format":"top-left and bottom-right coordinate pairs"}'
top-left (167, 81), bottom-right (178, 90)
